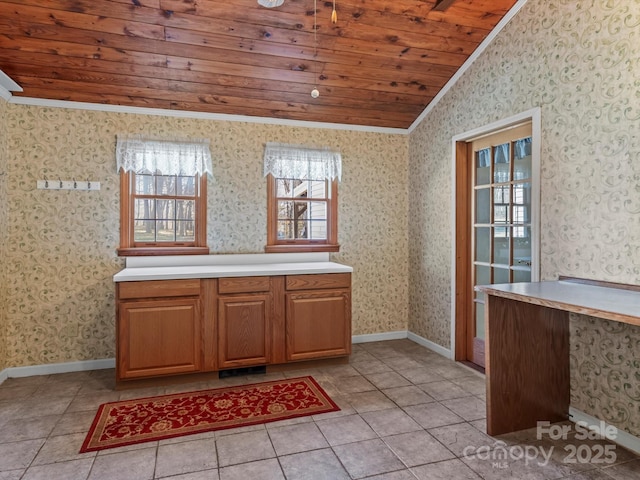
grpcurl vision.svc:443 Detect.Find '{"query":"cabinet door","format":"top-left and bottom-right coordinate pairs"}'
top-left (118, 298), bottom-right (202, 380)
top-left (218, 294), bottom-right (271, 369)
top-left (286, 289), bottom-right (351, 361)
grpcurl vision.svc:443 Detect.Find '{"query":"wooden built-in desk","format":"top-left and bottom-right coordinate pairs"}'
top-left (476, 278), bottom-right (640, 436)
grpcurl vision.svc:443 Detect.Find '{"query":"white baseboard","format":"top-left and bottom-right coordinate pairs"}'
top-left (569, 407), bottom-right (640, 455)
top-left (352, 331), bottom-right (408, 344)
top-left (407, 331), bottom-right (452, 359)
top-left (0, 331), bottom-right (450, 383)
top-left (0, 358), bottom-right (115, 383)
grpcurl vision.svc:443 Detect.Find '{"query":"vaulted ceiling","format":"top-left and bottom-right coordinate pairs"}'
top-left (0, 0), bottom-right (519, 129)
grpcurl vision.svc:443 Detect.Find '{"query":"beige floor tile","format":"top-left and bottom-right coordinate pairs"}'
top-left (403, 403), bottom-right (464, 429)
top-left (0, 414), bottom-right (60, 443)
top-left (347, 390), bottom-right (397, 413)
top-left (15, 395), bottom-right (75, 419)
top-left (411, 458), bottom-right (481, 479)
top-left (352, 360), bottom-right (394, 375)
top-left (66, 392), bottom-right (120, 413)
top-left (320, 364), bottom-right (362, 378)
top-left (334, 375), bottom-right (376, 394)
top-left (215, 430), bottom-right (275, 467)
top-left (311, 394), bottom-right (355, 420)
top-left (32, 432), bottom-right (96, 466)
top-left (462, 449), bottom-right (579, 480)
top-left (33, 381), bottom-right (82, 397)
top-left (365, 372), bottom-right (412, 389)
top-left (396, 368), bottom-right (444, 385)
top-left (50, 411), bottom-right (96, 437)
top-left (160, 470), bottom-right (219, 480)
top-left (0, 340), bottom-right (638, 480)
top-left (382, 386), bottom-right (435, 407)
top-left (87, 447), bottom-right (156, 480)
top-left (361, 408), bottom-right (423, 437)
top-left (213, 423), bottom-right (265, 439)
top-left (117, 386), bottom-right (167, 401)
top-left (382, 358), bottom-right (424, 371)
top-left (0, 385), bottom-right (39, 402)
top-left (0, 402), bottom-right (22, 430)
top-left (315, 414), bottom-right (377, 446)
top-left (267, 421), bottom-right (329, 456)
top-left (452, 375), bottom-right (487, 396)
top-left (0, 470), bottom-right (24, 480)
top-left (279, 448), bottom-right (350, 480)
top-left (564, 470), bottom-right (629, 480)
top-left (440, 396), bottom-right (486, 422)
top-left (219, 458), bottom-right (284, 480)
top-left (95, 441), bottom-right (159, 456)
top-left (155, 438), bottom-right (217, 478)
top-left (0, 376), bottom-right (48, 389)
top-left (0, 439), bottom-right (45, 471)
top-left (383, 430), bottom-right (456, 467)
top-left (158, 431), bottom-right (216, 446)
top-left (428, 422), bottom-right (495, 457)
top-left (333, 438), bottom-right (405, 479)
top-left (417, 381), bottom-right (472, 401)
top-left (432, 364), bottom-right (476, 380)
top-left (363, 470), bottom-right (418, 480)
top-left (21, 458), bottom-right (94, 480)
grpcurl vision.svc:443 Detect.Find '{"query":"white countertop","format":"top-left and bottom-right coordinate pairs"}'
top-left (476, 280), bottom-right (640, 326)
top-left (114, 252), bottom-right (353, 282)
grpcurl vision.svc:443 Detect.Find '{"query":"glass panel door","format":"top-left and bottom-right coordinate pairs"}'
top-left (470, 124), bottom-right (533, 367)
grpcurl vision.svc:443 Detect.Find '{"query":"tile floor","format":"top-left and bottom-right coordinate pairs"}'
top-left (0, 339), bottom-right (638, 479)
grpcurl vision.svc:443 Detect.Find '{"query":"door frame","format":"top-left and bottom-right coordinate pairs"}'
top-left (450, 107), bottom-right (542, 362)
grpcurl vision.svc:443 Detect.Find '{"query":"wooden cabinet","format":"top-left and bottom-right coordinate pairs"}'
top-left (115, 272), bottom-right (351, 383)
top-left (218, 277), bottom-right (272, 368)
top-left (285, 274), bottom-right (352, 361)
top-left (117, 280), bottom-right (202, 381)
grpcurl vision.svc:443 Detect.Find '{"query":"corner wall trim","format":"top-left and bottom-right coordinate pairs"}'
top-left (407, 0), bottom-right (529, 133)
top-left (407, 331), bottom-right (452, 359)
top-left (0, 358), bottom-right (115, 382)
top-left (352, 331), bottom-right (408, 344)
top-left (569, 407), bottom-right (640, 455)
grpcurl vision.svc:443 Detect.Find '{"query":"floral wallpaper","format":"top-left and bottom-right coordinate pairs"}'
top-left (409, 0), bottom-right (640, 435)
top-left (0, 97), bottom-right (8, 371)
top-left (3, 105), bottom-right (408, 367)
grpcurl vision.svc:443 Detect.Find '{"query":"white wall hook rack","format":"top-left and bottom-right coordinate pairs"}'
top-left (37, 179), bottom-right (101, 191)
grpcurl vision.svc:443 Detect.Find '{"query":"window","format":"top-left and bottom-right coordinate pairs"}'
top-left (116, 136), bottom-right (212, 256)
top-left (263, 143), bottom-right (341, 253)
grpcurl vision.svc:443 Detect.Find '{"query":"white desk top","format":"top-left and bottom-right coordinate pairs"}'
top-left (113, 252), bottom-right (353, 282)
top-left (476, 281), bottom-right (640, 326)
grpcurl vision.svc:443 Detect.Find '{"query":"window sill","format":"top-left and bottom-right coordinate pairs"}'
top-left (264, 244), bottom-right (340, 254)
top-left (117, 247), bottom-right (210, 257)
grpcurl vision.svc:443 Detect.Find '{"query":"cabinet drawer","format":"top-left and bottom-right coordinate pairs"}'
top-left (218, 276), bottom-right (271, 294)
top-left (118, 279), bottom-right (201, 300)
top-left (286, 273), bottom-right (351, 291)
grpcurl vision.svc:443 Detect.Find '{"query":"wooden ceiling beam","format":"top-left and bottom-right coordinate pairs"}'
top-left (433, 0), bottom-right (457, 12)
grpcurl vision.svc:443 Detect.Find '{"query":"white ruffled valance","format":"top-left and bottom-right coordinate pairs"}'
top-left (263, 142), bottom-right (342, 182)
top-left (116, 135), bottom-right (213, 177)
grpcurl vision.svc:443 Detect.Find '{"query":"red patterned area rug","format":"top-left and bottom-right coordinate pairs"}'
top-left (80, 376), bottom-right (338, 453)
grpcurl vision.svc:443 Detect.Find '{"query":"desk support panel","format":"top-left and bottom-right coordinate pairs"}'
top-left (485, 295), bottom-right (570, 435)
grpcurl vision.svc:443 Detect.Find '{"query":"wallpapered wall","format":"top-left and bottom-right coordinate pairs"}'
top-left (408, 0), bottom-right (640, 435)
top-left (3, 106), bottom-right (408, 367)
top-left (0, 97), bottom-right (8, 371)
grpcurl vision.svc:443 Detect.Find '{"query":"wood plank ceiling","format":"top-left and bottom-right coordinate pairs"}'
top-left (0, 0), bottom-right (518, 129)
